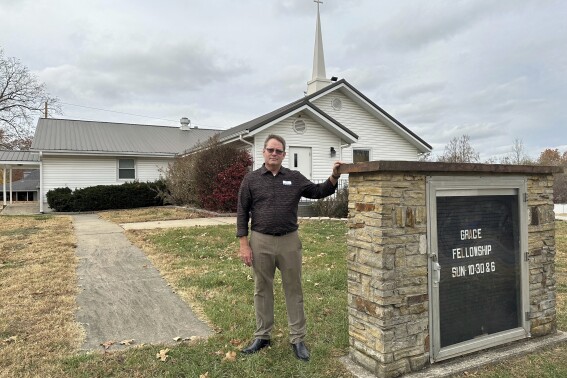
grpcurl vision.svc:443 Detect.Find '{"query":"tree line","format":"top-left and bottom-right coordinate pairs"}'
top-left (423, 134), bottom-right (567, 203)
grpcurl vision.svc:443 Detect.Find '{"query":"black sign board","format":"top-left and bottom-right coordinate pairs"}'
top-left (436, 195), bottom-right (521, 347)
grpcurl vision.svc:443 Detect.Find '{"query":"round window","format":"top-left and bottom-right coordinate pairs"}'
top-left (293, 119), bottom-right (306, 134)
top-left (331, 97), bottom-right (342, 111)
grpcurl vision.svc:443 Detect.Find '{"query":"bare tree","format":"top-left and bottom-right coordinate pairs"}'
top-left (500, 138), bottom-right (533, 165)
top-left (418, 152), bottom-right (433, 162)
top-left (0, 49), bottom-right (61, 150)
top-left (437, 134), bottom-right (480, 163)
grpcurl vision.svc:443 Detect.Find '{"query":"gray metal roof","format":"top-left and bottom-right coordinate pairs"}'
top-left (31, 118), bottom-right (219, 156)
top-left (9, 170), bottom-right (39, 191)
top-left (0, 150), bottom-right (40, 162)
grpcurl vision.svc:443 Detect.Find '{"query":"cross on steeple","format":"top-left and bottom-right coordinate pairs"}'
top-left (306, 0), bottom-right (331, 95)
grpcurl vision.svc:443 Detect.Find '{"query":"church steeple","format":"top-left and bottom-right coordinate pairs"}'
top-left (306, 0), bottom-right (331, 95)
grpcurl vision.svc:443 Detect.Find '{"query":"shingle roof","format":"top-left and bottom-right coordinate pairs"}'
top-left (31, 118), bottom-right (219, 156)
top-left (0, 150), bottom-right (40, 162)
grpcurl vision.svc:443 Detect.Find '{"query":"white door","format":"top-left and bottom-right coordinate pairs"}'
top-left (288, 147), bottom-right (312, 179)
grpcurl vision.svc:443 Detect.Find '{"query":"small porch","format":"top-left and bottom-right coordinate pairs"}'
top-left (0, 150), bottom-right (43, 213)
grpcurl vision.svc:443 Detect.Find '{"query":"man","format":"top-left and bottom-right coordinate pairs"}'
top-left (237, 134), bottom-right (343, 361)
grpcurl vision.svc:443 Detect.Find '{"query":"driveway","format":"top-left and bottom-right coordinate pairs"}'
top-left (73, 214), bottom-right (213, 350)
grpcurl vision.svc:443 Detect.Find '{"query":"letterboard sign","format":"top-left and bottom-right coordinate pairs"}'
top-left (436, 195), bottom-right (521, 347)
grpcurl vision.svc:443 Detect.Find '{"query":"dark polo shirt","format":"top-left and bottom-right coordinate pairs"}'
top-left (236, 164), bottom-right (337, 237)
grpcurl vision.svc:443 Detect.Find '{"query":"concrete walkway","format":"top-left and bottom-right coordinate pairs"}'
top-left (73, 214), bottom-right (213, 350)
top-left (120, 216), bottom-right (237, 230)
top-left (0, 203), bottom-right (40, 215)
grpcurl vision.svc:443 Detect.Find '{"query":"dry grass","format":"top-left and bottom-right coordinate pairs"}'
top-left (98, 206), bottom-right (211, 224)
top-left (0, 215), bottom-right (84, 378)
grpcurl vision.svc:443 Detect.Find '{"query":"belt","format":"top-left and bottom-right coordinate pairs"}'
top-left (261, 230), bottom-right (293, 237)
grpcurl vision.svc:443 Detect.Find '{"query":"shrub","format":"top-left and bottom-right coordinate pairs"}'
top-left (46, 180), bottom-right (165, 212)
top-left (311, 185), bottom-right (349, 218)
top-left (45, 187), bottom-right (73, 212)
top-left (163, 135), bottom-right (252, 212)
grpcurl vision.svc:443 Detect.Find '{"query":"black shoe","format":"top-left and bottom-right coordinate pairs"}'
top-left (241, 338), bottom-right (271, 354)
top-left (291, 341), bottom-right (310, 361)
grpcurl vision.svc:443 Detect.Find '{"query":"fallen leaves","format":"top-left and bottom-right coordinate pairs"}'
top-left (199, 372), bottom-right (209, 378)
top-left (3, 336), bottom-right (17, 344)
top-left (156, 348), bottom-right (170, 362)
top-left (120, 339), bottom-right (135, 346)
top-left (100, 340), bottom-right (116, 350)
top-left (222, 351), bottom-right (237, 362)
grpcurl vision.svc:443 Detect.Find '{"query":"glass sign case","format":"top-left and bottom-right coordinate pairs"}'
top-left (427, 177), bottom-right (530, 362)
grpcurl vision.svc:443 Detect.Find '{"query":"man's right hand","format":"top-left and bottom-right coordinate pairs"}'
top-left (239, 237), bottom-right (253, 266)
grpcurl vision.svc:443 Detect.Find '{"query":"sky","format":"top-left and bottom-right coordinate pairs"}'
top-left (1, 0), bottom-right (566, 161)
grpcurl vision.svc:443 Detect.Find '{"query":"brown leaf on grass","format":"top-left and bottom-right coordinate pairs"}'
top-left (3, 336), bottom-right (17, 343)
top-left (119, 339), bottom-right (135, 346)
top-left (222, 351), bottom-right (237, 362)
top-left (156, 348), bottom-right (170, 362)
top-left (199, 372), bottom-right (209, 378)
top-left (229, 338), bottom-right (242, 346)
top-left (100, 340), bottom-right (116, 349)
top-left (214, 350), bottom-right (224, 356)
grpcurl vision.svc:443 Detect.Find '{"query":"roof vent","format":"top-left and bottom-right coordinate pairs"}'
top-left (180, 117), bottom-right (191, 130)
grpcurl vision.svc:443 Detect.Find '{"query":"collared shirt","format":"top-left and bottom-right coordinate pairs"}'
top-left (236, 164), bottom-right (337, 237)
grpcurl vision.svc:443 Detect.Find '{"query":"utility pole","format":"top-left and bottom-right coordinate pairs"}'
top-left (44, 101), bottom-right (48, 118)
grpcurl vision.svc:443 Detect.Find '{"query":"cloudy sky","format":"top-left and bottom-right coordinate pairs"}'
top-left (1, 0), bottom-right (565, 160)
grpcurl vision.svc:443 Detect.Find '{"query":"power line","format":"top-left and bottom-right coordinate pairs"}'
top-left (59, 101), bottom-right (224, 129)
top-left (60, 102), bottom-right (178, 124)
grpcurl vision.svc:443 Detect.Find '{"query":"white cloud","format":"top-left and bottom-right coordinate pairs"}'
top-left (1, 0), bottom-right (565, 160)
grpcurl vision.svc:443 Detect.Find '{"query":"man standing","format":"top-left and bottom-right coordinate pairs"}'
top-left (237, 134), bottom-right (343, 361)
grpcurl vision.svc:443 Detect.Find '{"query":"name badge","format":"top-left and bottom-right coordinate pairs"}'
top-left (283, 180), bottom-right (292, 186)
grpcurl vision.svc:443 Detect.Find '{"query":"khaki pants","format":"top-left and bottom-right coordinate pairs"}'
top-left (250, 230), bottom-right (305, 344)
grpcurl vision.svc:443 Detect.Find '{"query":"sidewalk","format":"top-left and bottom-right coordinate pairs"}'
top-left (120, 216), bottom-right (237, 230)
top-left (73, 214), bottom-right (213, 350)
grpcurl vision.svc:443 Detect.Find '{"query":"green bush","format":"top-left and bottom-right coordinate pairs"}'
top-left (46, 180), bottom-right (166, 212)
top-left (45, 187), bottom-right (73, 212)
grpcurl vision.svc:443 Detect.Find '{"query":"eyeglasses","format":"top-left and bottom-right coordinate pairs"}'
top-left (265, 148), bottom-right (285, 155)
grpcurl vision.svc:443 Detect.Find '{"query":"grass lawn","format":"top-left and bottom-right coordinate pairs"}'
top-left (0, 215), bottom-right (83, 377)
top-left (1, 211), bottom-right (567, 377)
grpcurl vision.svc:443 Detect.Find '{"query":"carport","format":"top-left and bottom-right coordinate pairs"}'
top-left (0, 150), bottom-right (43, 213)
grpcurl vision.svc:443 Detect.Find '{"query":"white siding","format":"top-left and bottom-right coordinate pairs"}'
top-left (253, 115), bottom-right (340, 181)
top-left (312, 92), bottom-right (420, 161)
top-left (41, 155), bottom-right (170, 203)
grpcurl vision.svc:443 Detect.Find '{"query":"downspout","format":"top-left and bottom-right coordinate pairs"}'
top-left (39, 151), bottom-right (44, 213)
top-left (239, 132), bottom-right (254, 148)
top-left (239, 131), bottom-right (255, 169)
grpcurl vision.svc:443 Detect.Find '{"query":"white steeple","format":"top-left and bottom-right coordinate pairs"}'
top-left (306, 0), bottom-right (331, 95)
